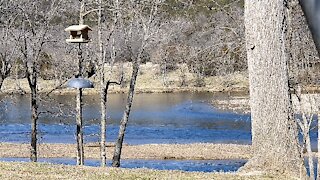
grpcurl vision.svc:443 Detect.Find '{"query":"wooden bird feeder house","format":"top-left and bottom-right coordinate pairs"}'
top-left (65, 25), bottom-right (92, 43)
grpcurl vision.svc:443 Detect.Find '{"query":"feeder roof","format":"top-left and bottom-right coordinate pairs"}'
top-left (65, 25), bottom-right (92, 32)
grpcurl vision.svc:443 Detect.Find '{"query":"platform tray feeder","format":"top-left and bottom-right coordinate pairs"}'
top-left (65, 25), bottom-right (92, 43)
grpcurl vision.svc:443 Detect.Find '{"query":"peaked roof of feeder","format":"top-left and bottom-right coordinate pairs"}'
top-left (65, 25), bottom-right (92, 32)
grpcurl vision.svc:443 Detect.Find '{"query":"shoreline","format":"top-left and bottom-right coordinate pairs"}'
top-left (0, 161), bottom-right (291, 180)
top-left (0, 143), bottom-right (294, 179)
top-left (0, 84), bottom-right (250, 96)
top-left (0, 143), bottom-right (252, 160)
top-left (0, 70), bottom-right (250, 95)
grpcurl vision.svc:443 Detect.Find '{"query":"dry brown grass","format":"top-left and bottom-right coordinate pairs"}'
top-left (0, 143), bottom-right (299, 179)
top-left (0, 63), bottom-right (250, 95)
top-left (0, 143), bottom-right (252, 160)
top-left (3, 63), bottom-right (320, 96)
top-left (0, 162), bottom-right (293, 180)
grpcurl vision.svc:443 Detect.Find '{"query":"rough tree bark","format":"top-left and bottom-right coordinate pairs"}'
top-left (76, 87), bottom-right (84, 165)
top-left (97, 0), bottom-right (107, 166)
top-left (111, 0), bottom-right (162, 167)
top-left (97, 0), bottom-right (121, 167)
top-left (99, 81), bottom-right (107, 167)
top-left (112, 60), bottom-right (140, 167)
top-left (241, 0), bottom-right (305, 176)
top-left (17, 0), bottom-right (63, 162)
top-left (29, 74), bottom-right (38, 162)
top-left (76, 43), bottom-right (84, 166)
top-left (21, 21), bottom-right (40, 162)
top-left (75, 0), bottom-right (86, 166)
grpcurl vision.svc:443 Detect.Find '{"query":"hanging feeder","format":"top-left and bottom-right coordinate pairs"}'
top-left (67, 78), bottom-right (94, 89)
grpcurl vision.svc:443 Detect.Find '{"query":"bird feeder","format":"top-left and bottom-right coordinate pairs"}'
top-left (66, 77), bottom-right (93, 166)
top-left (65, 25), bottom-right (92, 43)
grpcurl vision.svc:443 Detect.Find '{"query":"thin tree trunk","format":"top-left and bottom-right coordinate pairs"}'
top-left (100, 84), bottom-right (107, 166)
top-left (162, 61), bottom-right (167, 87)
top-left (76, 88), bottom-right (84, 165)
top-left (99, 63), bottom-right (107, 167)
top-left (30, 82), bottom-right (38, 162)
top-left (112, 61), bottom-right (139, 167)
top-left (120, 63), bottom-right (125, 88)
top-left (79, 1), bottom-right (85, 25)
top-left (0, 76), bottom-right (5, 91)
top-left (241, 0), bottom-right (305, 176)
top-left (305, 131), bottom-right (314, 180)
top-left (97, 0), bottom-right (107, 167)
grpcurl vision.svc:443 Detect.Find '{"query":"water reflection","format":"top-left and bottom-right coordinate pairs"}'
top-left (0, 93), bottom-right (252, 144)
top-left (0, 157), bottom-right (247, 173)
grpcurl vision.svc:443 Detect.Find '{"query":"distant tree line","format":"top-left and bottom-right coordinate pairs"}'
top-left (0, 0), bottom-right (247, 87)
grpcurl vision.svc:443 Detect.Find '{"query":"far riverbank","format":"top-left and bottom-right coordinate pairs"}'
top-left (0, 63), bottom-right (250, 95)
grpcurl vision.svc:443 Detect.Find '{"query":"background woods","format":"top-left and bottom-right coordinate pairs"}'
top-left (1, 0), bottom-right (248, 90)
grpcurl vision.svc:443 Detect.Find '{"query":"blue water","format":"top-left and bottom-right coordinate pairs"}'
top-left (0, 93), bottom-right (252, 144)
top-left (0, 157), bottom-right (247, 173)
top-left (1, 92), bottom-right (319, 173)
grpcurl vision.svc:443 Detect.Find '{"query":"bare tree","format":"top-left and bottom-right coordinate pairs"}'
top-left (0, 1), bottom-right (20, 90)
top-left (96, 0), bottom-right (123, 167)
top-left (293, 86), bottom-right (317, 180)
top-left (17, 0), bottom-right (63, 162)
top-left (287, 2), bottom-right (320, 179)
top-left (153, 1), bottom-right (246, 88)
top-left (112, 0), bottom-right (164, 167)
top-left (241, 0), bottom-right (305, 176)
top-left (97, 0), bottom-right (107, 167)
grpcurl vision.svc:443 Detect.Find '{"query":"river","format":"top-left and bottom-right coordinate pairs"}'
top-left (0, 92), bottom-right (251, 144)
top-left (1, 92), bottom-right (318, 173)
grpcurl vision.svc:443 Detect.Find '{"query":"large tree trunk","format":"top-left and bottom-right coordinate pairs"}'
top-left (112, 61), bottom-right (139, 167)
top-left (241, 0), bottom-right (305, 176)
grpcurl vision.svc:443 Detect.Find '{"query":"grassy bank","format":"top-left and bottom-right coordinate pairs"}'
top-left (0, 143), bottom-right (296, 179)
top-left (0, 63), bottom-right (250, 95)
top-left (0, 162), bottom-right (293, 180)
